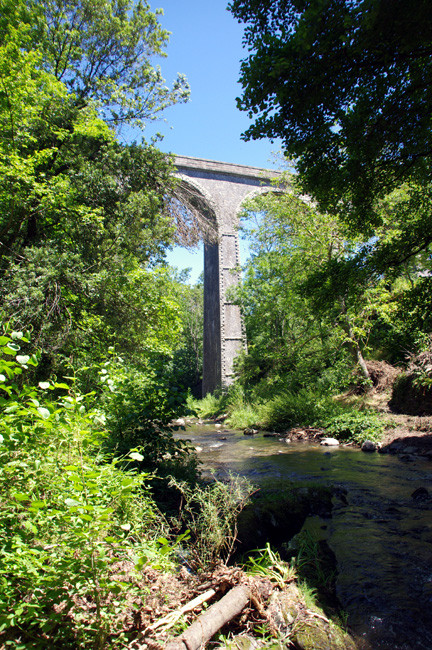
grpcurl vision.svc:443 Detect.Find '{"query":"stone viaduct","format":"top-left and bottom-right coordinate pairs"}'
top-left (173, 155), bottom-right (281, 396)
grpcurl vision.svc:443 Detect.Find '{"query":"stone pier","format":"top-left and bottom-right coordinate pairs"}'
top-left (174, 155), bottom-right (281, 395)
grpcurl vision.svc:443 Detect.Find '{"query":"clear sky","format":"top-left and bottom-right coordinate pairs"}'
top-left (127, 1), bottom-right (282, 281)
top-left (142, 0), bottom-right (281, 169)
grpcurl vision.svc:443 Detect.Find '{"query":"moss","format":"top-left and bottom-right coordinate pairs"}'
top-left (235, 485), bottom-right (333, 555)
top-left (292, 620), bottom-right (356, 650)
top-left (268, 585), bottom-right (357, 650)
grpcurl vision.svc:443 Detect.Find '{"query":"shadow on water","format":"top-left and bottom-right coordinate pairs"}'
top-left (177, 424), bottom-right (432, 650)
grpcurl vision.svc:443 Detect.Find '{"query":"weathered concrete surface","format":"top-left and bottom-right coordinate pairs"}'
top-left (174, 155), bottom-right (282, 396)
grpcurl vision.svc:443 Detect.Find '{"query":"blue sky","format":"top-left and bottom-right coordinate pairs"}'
top-left (127, 1), bottom-right (282, 282)
top-left (143, 0), bottom-right (281, 169)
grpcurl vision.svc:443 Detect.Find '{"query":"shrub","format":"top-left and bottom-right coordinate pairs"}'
top-left (324, 410), bottom-right (386, 444)
top-left (99, 357), bottom-right (198, 480)
top-left (0, 331), bottom-right (178, 648)
top-left (189, 390), bottom-right (226, 418)
top-left (169, 474), bottom-right (254, 569)
top-left (259, 389), bottom-right (344, 431)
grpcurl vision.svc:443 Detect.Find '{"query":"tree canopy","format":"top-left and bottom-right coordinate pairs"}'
top-left (0, 0), bottom-right (190, 372)
top-left (229, 0), bottom-right (432, 230)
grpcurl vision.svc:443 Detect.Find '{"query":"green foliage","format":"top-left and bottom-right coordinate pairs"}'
top-left (229, 0), bottom-right (432, 228)
top-left (97, 356), bottom-right (198, 480)
top-left (244, 543), bottom-right (296, 589)
top-left (289, 531), bottom-right (335, 594)
top-left (259, 390), bottom-right (344, 432)
top-left (230, 0), bottom-right (432, 346)
top-left (324, 411), bottom-right (385, 445)
top-left (236, 187), bottom-right (389, 394)
top-left (35, 0), bottom-right (189, 129)
top-left (0, 332), bottom-right (178, 648)
top-left (169, 474), bottom-right (254, 569)
top-left (405, 336), bottom-right (432, 389)
top-left (226, 402), bottom-right (261, 430)
top-left (0, 0), bottom-right (189, 378)
top-left (169, 272), bottom-right (203, 396)
top-left (189, 390), bottom-right (227, 419)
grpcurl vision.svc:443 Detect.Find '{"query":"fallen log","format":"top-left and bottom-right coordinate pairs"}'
top-left (165, 584), bottom-right (251, 650)
top-left (145, 588), bottom-right (217, 634)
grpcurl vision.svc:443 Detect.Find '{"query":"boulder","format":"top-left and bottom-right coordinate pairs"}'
top-left (320, 438), bottom-right (340, 446)
top-left (411, 487), bottom-right (430, 501)
top-left (267, 585), bottom-right (357, 650)
top-left (361, 440), bottom-right (377, 452)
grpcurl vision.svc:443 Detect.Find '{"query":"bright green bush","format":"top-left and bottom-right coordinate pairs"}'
top-left (0, 331), bottom-right (178, 648)
top-left (259, 389), bottom-right (344, 431)
top-left (188, 390), bottom-right (227, 418)
top-left (324, 410), bottom-right (386, 444)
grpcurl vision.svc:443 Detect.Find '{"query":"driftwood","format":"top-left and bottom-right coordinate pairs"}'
top-left (165, 584), bottom-right (251, 650)
top-left (145, 589), bottom-right (217, 634)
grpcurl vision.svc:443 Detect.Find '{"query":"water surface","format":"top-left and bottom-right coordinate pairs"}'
top-left (177, 424), bottom-right (432, 649)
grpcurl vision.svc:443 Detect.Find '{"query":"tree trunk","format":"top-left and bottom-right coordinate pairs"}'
top-left (165, 584), bottom-right (251, 650)
top-left (338, 297), bottom-right (370, 382)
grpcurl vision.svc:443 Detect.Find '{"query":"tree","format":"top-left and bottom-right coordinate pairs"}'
top-left (32, 0), bottom-right (189, 129)
top-left (0, 0), bottom-right (188, 373)
top-left (236, 183), bottom-right (404, 386)
top-left (170, 271), bottom-right (204, 395)
top-left (229, 0), bottom-right (432, 232)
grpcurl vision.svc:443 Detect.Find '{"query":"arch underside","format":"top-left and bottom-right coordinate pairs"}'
top-left (172, 179), bottom-right (218, 245)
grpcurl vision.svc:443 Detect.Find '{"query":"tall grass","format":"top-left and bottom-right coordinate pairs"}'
top-left (192, 381), bottom-right (388, 447)
top-left (259, 389), bottom-right (344, 431)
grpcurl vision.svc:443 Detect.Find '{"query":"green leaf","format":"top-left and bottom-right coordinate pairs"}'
top-left (3, 345), bottom-right (19, 355)
top-left (30, 500), bottom-right (46, 509)
top-left (129, 451), bottom-right (144, 461)
top-left (37, 407), bottom-right (50, 420)
top-left (16, 355), bottom-right (30, 365)
top-left (65, 498), bottom-right (80, 507)
top-left (38, 381), bottom-right (51, 390)
top-left (13, 492), bottom-right (30, 502)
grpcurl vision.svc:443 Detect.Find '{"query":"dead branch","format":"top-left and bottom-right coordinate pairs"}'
top-left (165, 584), bottom-right (251, 650)
top-left (145, 588), bottom-right (217, 634)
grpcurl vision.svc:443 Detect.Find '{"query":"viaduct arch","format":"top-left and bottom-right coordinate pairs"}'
top-left (173, 155), bottom-right (282, 396)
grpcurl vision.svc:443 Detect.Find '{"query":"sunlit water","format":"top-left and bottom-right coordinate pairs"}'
top-left (176, 424), bottom-right (432, 649)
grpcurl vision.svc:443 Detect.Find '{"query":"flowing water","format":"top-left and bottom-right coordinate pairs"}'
top-left (177, 424), bottom-right (432, 649)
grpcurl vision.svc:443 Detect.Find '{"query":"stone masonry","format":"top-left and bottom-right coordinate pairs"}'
top-left (174, 155), bottom-right (281, 396)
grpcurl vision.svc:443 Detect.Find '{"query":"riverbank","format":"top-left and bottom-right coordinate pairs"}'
top-left (340, 389), bottom-right (432, 458)
top-left (187, 386), bottom-right (432, 460)
top-left (130, 557), bottom-right (357, 649)
top-left (172, 417), bottom-right (432, 649)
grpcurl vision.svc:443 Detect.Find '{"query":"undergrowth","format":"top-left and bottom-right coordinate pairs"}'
top-left (192, 383), bottom-right (386, 445)
top-left (0, 329), bottom-right (252, 648)
top-left (169, 473), bottom-right (254, 569)
top-left (0, 330), bottom-right (179, 648)
top-left (324, 410), bottom-right (386, 444)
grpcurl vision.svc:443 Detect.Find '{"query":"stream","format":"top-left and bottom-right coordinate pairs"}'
top-left (176, 423), bottom-right (432, 649)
